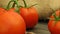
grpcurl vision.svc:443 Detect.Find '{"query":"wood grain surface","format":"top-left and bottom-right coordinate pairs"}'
top-left (26, 22), bottom-right (50, 34)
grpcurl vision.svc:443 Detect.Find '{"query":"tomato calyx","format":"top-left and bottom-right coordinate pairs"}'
top-left (53, 9), bottom-right (60, 21)
top-left (6, 0), bottom-right (38, 13)
top-left (9, 0), bottom-right (37, 9)
top-left (5, 0), bottom-right (19, 13)
top-left (48, 8), bottom-right (60, 21)
top-left (53, 13), bottom-right (59, 21)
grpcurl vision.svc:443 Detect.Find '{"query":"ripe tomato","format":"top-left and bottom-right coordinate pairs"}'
top-left (48, 10), bottom-right (60, 34)
top-left (0, 8), bottom-right (6, 14)
top-left (20, 7), bottom-right (38, 29)
top-left (0, 8), bottom-right (26, 34)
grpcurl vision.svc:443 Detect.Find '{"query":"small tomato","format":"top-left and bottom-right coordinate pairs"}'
top-left (48, 10), bottom-right (60, 34)
top-left (20, 7), bottom-right (38, 29)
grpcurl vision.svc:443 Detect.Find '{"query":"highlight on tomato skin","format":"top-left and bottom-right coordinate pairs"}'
top-left (20, 7), bottom-right (38, 29)
top-left (0, 8), bottom-right (26, 34)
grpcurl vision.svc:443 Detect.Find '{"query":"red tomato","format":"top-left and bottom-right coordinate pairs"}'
top-left (20, 7), bottom-right (38, 29)
top-left (48, 10), bottom-right (60, 34)
top-left (0, 8), bottom-right (26, 34)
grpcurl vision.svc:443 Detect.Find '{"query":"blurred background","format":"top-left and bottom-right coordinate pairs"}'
top-left (0, 0), bottom-right (60, 19)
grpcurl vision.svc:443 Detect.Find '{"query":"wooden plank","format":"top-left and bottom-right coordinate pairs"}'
top-left (26, 22), bottom-right (50, 34)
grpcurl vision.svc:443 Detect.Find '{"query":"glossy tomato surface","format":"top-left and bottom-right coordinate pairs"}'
top-left (48, 10), bottom-right (60, 34)
top-left (0, 8), bottom-right (26, 34)
top-left (20, 7), bottom-right (38, 29)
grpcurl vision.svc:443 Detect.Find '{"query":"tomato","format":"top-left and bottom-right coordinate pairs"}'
top-left (0, 8), bottom-right (6, 14)
top-left (20, 7), bottom-right (38, 29)
top-left (48, 10), bottom-right (60, 34)
top-left (0, 8), bottom-right (26, 34)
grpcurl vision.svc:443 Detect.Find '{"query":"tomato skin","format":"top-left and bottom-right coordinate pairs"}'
top-left (48, 20), bottom-right (60, 34)
top-left (0, 8), bottom-right (26, 34)
top-left (20, 7), bottom-right (38, 29)
top-left (48, 10), bottom-right (60, 34)
top-left (0, 8), bottom-right (6, 14)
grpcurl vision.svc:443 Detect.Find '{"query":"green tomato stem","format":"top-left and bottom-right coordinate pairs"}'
top-left (13, 0), bottom-right (19, 8)
top-left (49, 7), bottom-right (58, 21)
top-left (12, 2), bottom-right (15, 8)
top-left (53, 12), bottom-right (58, 21)
top-left (28, 4), bottom-right (37, 8)
top-left (59, 9), bottom-right (60, 19)
top-left (6, 0), bottom-right (19, 10)
top-left (22, 0), bottom-right (27, 7)
top-left (6, 1), bottom-right (12, 10)
top-left (12, 0), bottom-right (23, 8)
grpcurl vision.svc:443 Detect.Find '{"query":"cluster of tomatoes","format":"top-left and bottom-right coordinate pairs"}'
top-left (1, 0), bottom-right (60, 34)
top-left (0, 0), bottom-right (38, 34)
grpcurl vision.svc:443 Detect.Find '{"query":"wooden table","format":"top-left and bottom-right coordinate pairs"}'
top-left (26, 22), bottom-right (50, 34)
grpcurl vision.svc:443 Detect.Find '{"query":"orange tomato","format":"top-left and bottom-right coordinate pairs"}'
top-left (0, 8), bottom-right (6, 14)
top-left (0, 8), bottom-right (26, 34)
